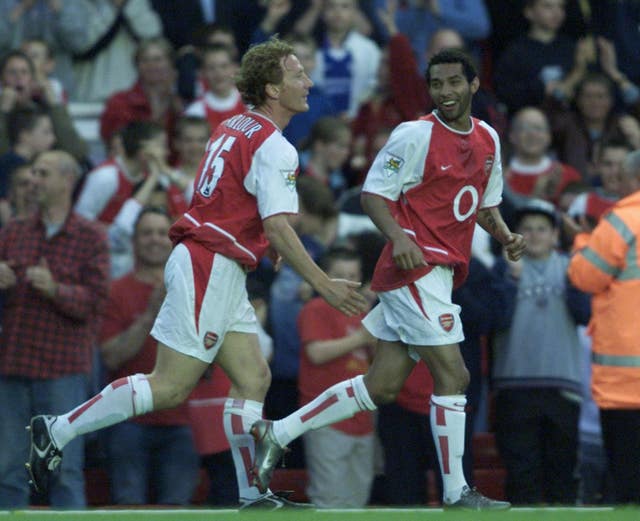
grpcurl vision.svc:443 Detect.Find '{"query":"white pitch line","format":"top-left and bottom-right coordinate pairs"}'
top-left (2, 506), bottom-right (618, 515)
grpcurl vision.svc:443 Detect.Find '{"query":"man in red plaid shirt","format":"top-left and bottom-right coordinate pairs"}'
top-left (0, 150), bottom-right (110, 508)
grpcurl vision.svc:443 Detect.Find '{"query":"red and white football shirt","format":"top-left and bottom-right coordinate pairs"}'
top-left (184, 89), bottom-right (246, 132)
top-left (363, 111), bottom-right (503, 291)
top-left (75, 157), bottom-right (140, 224)
top-left (506, 156), bottom-right (581, 202)
top-left (169, 111), bottom-right (299, 268)
top-left (297, 298), bottom-right (373, 436)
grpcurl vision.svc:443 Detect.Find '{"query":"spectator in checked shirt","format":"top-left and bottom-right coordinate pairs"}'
top-left (0, 150), bottom-right (110, 509)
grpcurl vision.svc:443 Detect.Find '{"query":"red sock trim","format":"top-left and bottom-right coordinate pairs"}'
top-left (438, 435), bottom-right (450, 474)
top-left (300, 394), bottom-right (339, 423)
top-left (111, 377), bottom-right (129, 390)
top-left (239, 446), bottom-right (252, 481)
top-left (68, 394), bottom-right (102, 424)
top-left (231, 414), bottom-right (244, 435)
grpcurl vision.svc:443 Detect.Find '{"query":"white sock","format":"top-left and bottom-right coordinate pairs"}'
top-left (430, 394), bottom-right (469, 503)
top-left (50, 374), bottom-right (153, 450)
top-left (223, 398), bottom-right (264, 501)
top-left (271, 375), bottom-right (376, 448)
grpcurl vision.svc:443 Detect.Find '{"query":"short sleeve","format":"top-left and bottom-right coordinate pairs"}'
top-left (244, 132), bottom-right (299, 219)
top-left (74, 165), bottom-right (119, 220)
top-left (479, 122), bottom-right (503, 208)
top-left (362, 120), bottom-right (432, 201)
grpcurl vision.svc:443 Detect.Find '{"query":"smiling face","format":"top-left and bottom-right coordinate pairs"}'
top-left (276, 54), bottom-right (313, 115)
top-left (175, 121), bottom-right (209, 168)
top-left (427, 62), bottom-right (478, 131)
top-left (134, 211), bottom-right (173, 268)
top-left (201, 48), bottom-right (236, 96)
top-left (597, 145), bottom-right (629, 195)
top-left (510, 108), bottom-right (551, 160)
top-left (137, 43), bottom-right (174, 85)
top-left (576, 80), bottom-right (613, 123)
top-left (24, 114), bottom-right (56, 154)
top-left (32, 153), bottom-right (72, 208)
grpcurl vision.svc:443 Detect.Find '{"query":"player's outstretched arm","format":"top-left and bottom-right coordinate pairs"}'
top-left (263, 214), bottom-right (368, 316)
top-left (477, 206), bottom-right (526, 261)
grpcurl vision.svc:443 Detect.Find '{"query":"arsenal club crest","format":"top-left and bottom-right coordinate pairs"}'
top-left (204, 331), bottom-right (219, 349)
top-left (438, 313), bottom-right (455, 332)
top-left (484, 154), bottom-right (494, 176)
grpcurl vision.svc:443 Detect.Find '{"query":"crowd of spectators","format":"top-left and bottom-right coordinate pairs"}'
top-left (1, 0), bottom-right (640, 509)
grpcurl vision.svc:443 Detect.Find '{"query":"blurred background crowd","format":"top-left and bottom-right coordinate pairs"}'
top-left (1, 0), bottom-right (640, 510)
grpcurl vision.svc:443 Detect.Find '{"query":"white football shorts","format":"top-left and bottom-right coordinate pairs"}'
top-left (362, 265), bottom-right (464, 360)
top-left (151, 242), bottom-right (257, 364)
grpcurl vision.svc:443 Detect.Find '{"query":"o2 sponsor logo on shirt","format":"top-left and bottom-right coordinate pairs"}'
top-left (453, 185), bottom-right (479, 222)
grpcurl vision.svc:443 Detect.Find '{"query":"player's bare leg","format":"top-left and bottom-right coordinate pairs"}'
top-left (27, 343), bottom-right (208, 493)
top-left (216, 331), bottom-right (311, 509)
top-left (250, 340), bottom-right (413, 494)
top-left (414, 343), bottom-right (510, 510)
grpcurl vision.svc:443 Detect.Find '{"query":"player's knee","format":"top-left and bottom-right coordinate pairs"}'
top-left (235, 358), bottom-right (271, 399)
top-left (150, 378), bottom-right (192, 410)
top-left (460, 366), bottom-right (470, 390)
top-left (436, 365), bottom-right (469, 395)
top-left (364, 377), bottom-right (401, 405)
top-left (255, 360), bottom-right (272, 395)
top-left (453, 365), bottom-right (470, 393)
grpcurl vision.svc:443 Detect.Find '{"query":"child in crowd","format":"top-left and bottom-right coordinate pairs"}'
top-left (297, 246), bottom-right (374, 507)
top-left (299, 116), bottom-right (352, 200)
top-left (491, 198), bottom-right (591, 505)
top-left (21, 39), bottom-right (66, 105)
top-left (184, 44), bottom-right (245, 131)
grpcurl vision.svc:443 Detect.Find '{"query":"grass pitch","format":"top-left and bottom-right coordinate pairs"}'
top-left (2, 507), bottom-right (640, 521)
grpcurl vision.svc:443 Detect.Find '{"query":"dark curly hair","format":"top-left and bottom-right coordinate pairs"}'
top-left (425, 48), bottom-right (477, 84)
top-left (235, 36), bottom-right (294, 108)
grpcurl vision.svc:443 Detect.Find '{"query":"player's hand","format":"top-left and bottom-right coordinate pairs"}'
top-left (141, 140), bottom-right (169, 174)
top-left (377, 0), bottom-right (398, 36)
top-left (503, 251), bottom-right (523, 280)
top-left (392, 234), bottom-right (428, 270)
top-left (26, 257), bottom-right (57, 298)
top-left (265, 0), bottom-right (291, 23)
top-left (597, 37), bottom-right (620, 79)
top-left (265, 245), bottom-right (282, 272)
top-left (146, 280), bottom-right (166, 317)
top-left (502, 233), bottom-right (526, 262)
top-left (618, 115), bottom-right (640, 149)
top-left (321, 278), bottom-right (368, 317)
top-left (0, 260), bottom-right (17, 289)
top-left (561, 213), bottom-right (593, 241)
top-left (0, 86), bottom-right (18, 113)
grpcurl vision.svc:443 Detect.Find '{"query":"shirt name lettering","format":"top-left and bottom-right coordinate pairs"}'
top-left (225, 115), bottom-right (263, 138)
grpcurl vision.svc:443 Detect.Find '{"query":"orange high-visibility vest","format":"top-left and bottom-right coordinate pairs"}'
top-left (568, 191), bottom-right (640, 409)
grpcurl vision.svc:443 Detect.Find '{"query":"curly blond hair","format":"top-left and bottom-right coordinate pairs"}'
top-left (235, 36), bottom-right (294, 108)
